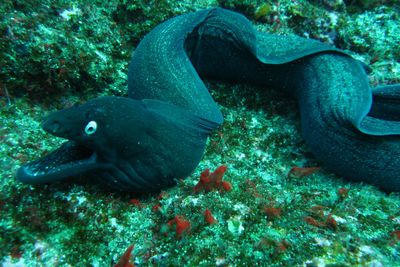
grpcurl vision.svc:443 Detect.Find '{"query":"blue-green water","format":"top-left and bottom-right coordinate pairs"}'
top-left (1, 1), bottom-right (399, 266)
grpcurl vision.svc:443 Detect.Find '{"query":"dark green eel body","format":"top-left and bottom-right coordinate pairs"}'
top-left (16, 8), bottom-right (400, 192)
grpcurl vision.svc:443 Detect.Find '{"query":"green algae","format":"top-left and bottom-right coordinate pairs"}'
top-left (1, 0), bottom-right (400, 266)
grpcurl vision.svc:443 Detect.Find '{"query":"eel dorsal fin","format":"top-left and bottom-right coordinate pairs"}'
top-left (356, 84), bottom-right (400, 136)
top-left (142, 99), bottom-right (221, 136)
top-left (357, 116), bottom-right (400, 136)
top-left (369, 84), bottom-right (400, 121)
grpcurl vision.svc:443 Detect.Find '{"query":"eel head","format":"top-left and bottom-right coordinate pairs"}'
top-left (16, 96), bottom-right (153, 186)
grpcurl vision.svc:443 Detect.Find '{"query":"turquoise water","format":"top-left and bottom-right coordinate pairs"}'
top-left (1, 1), bottom-right (399, 266)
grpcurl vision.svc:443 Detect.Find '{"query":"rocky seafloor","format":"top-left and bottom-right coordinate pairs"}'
top-left (1, 0), bottom-right (399, 266)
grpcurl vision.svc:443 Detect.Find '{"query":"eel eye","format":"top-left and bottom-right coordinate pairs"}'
top-left (85, 121), bottom-right (97, 135)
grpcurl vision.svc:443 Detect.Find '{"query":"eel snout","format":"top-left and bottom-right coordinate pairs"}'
top-left (16, 141), bottom-right (97, 184)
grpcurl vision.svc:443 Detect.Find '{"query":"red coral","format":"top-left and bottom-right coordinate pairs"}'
top-left (263, 206), bottom-right (282, 220)
top-left (152, 204), bottom-right (161, 213)
top-left (10, 245), bottom-right (23, 259)
top-left (194, 165), bottom-right (231, 193)
top-left (167, 216), bottom-right (191, 238)
top-left (204, 209), bottom-right (217, 224)
top-left (325, 214), bottom-right (338, 230)
top-left (304, 216), bottom-right (324, 227)
top-left (288, 166), bottom-right (320, 178)
top-left (114, 245), bottom-right (135, 267)
top-left (337, 187), bottom-right (349, 200)
top-left (391, 229), bottom-right (400, 245)
top-left (304, 214), bottom-right (338, 230)
top-left (129, 199), bottom-right (142, 208)
top-left (157, 191), bottom-right (168, 200)
top-left (272, 240), bottom-right (290, 258)
top-left (255, 238), bottom-right (290, 259)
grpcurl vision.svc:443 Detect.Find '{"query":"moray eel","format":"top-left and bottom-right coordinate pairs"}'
top-left (16, 8), bottom-right (400, 192)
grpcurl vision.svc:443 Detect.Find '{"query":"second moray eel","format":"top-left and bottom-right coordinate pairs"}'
top-left (16, 8), bottom-right (400, 191)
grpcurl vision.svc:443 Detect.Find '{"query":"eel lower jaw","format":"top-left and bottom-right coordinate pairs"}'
top-left (16, 141), bottom-right (103, 184)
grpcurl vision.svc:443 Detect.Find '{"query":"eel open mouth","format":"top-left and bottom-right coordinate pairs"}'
top-left (16, 141), bottom-right (99, 184)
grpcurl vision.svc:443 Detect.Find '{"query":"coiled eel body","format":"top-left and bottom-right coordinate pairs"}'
top-left (16, 8), bottom-right (400, 192)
